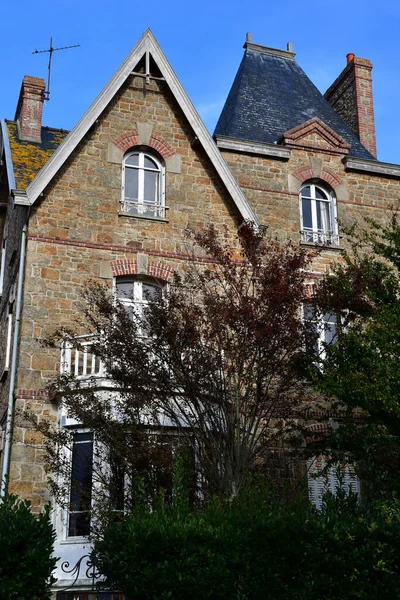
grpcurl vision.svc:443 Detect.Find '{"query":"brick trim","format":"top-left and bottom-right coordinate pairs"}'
top-left (110, 258), bottom-right (174, 281)
top-left (281, 117), bottom-right (350, 156)
top-left (110, 259), bottom-right (138, 277)
top-left (15, 388), bottom-right (49, 400)
top-left (292, 164), bottom-right (342, 189)
top-left (304, 423), bottom-right (331, 445)
top-left (113, 130), bottom-right (176, 159)
top-left (148, 262), bottom-right (174, 281)
top-left (27, 234), bottom-right (222, 264)
top-left (114, 131), bottom-right (141, 152)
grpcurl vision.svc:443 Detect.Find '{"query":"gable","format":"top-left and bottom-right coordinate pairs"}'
top-left (23, 30), bottom-right (258, 226)
top-left (280, 117), bottom-right (351, 156)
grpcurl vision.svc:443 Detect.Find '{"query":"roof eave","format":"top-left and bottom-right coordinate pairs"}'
top-left (1, 120), bottom-right (16, 193)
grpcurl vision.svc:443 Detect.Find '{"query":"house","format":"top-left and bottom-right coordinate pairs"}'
top-left (0, 28), bottom-right (399, 597)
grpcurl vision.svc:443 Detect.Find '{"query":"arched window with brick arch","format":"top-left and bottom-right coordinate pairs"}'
top-left (115, 276), bottom-right (165, 329)
top-left (121, 149), bottom-right (165, 218)
top-left (299, 181), bottom-right (338, 246)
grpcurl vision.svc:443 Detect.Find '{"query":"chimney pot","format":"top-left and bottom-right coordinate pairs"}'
top-left (346, 52), bottom-right (355, 64)
top-left (15, 76), bottom-right (46, 143)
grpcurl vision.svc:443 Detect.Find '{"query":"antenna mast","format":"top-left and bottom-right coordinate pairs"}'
top-left (32, 37), bottom-right (80, 100)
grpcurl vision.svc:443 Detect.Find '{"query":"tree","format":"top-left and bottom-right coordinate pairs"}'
top-left (43, 224), bottom-right (316, 509)
top-left (311, 214), bottom-right (400, 497)
top-left (0, 493), bottom-right (57, 600)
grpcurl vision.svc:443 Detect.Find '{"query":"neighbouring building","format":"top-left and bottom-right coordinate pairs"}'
top-left (0, 29), bottom-right (399, 597)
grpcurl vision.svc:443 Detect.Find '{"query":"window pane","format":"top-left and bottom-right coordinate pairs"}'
top-left (125, 154), bottom-right (139, 166)
top-left (301, 198), bottom-right (312, 229)
top-left (315, 187), bottom-right (328, 200)
top-left (124, 168), bottom-right (138, 200)
top-left (144, 170), bottom-right (159, 203)
top-left (316, 201), bottom-right (331, 232)
top-left (301, 186), bottom-right (311, 198)
top-left (324, 322), bottom-right (337, 345)
top-left (303, 304), bottom-right (316, 321)
top-left (116, 281), bottom-right (134, 299)
top-left (144, 156), bottom-right (158, 170)
top-left (68, 433), bottom-right (93, 537)
top-left (142, 282), bottom-right (161, 301)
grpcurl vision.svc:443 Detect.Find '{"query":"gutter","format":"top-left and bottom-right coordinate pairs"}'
top-left (0, 210), bottom-right (29, 496)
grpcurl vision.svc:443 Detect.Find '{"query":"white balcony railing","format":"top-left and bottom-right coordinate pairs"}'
top-left (61, 335), bottom-right (105, 378)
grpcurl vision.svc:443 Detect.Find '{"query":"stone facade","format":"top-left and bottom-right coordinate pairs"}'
top-left (0, 30), bottom-right (400, 595)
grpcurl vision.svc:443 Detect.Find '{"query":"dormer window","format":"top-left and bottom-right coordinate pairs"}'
top-left (300, 183), bottom-right (338, 246)
top-left (122, 150), bottom-right (165, 219)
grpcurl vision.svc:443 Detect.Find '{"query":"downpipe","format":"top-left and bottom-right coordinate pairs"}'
top-left (0, 220), bottom-right (28, 497)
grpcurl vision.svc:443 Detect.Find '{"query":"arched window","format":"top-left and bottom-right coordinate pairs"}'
top-left (122, 150), bottom-right (165, 218)
top-left (299, 183), bottom-right (338, 245)
top-left (115, 277), bottom-right (163, 324)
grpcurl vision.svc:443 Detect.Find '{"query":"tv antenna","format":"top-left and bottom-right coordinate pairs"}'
top-left (32, 37), bottom-right (80, 100)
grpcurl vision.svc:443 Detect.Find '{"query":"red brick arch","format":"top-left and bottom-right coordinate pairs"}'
top-left (110, 258), bottom-right (174, 282)
top-left (110, 259), bottom-right (137, 277)
top-left (148, 262), bottom-right (174, 282)
top-left (113, 130), bottom-right (176, 160)
top-left (292, 165), bottom-right (342, 189)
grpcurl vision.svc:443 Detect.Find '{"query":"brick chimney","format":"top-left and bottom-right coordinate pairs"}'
top-left (14, 76), bottom-right (46, 143)
top-left (324, 55), bottom-right (377, 158)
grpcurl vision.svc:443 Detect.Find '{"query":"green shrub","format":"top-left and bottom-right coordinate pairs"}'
top-left (0, 493), bottom-right (57, 600)
top-left (93, 483), bottom-right (400, 600)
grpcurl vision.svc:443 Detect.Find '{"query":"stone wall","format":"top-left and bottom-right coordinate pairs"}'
top-left (7, 73), bottom-right (243, 509)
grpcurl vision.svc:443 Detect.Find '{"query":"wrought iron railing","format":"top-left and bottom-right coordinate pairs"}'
top-left (120, 199), bottom-right (168, 219)
top-left (300, 230), bottom-right (339, 246)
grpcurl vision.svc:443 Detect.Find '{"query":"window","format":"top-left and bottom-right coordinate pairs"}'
top-left (303, 304), bottom-right (337, 360)
top-left (308, 455), bottom-right (360, 510)
top-left (122, 150), bottom-right (165, 218)
top-left (115, 278), bottom-right (163, 323)
top-left (68, 431), bottom-right (93, 537)
top-left (300, 183), bottom-right (338, 245)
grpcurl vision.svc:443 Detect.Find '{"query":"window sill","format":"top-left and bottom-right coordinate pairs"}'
top-left (300, 241), bottom-right (341, 250)
top-left (118, 212), bottom-right (169, 223)
top-left (59, 536), bottom-right (90, 545)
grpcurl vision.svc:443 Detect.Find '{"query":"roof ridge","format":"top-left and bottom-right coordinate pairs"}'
top-left (243, 41), bottom-right (296, 60)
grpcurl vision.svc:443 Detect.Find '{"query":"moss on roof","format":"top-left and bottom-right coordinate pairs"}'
top-left (6, 121), bottom-right (68, 189)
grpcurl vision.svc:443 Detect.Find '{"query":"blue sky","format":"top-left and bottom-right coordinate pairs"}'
top-left (1, 0), bottom-right (399, 164)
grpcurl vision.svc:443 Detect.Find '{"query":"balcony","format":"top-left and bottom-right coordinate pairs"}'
top-left (61, 335), bottom-right (105, 379)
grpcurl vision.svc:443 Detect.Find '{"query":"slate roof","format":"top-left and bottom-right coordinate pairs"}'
top-left (214, 47), bottom-right (375, 161)
top-left (6, 121), bottom-right (69, 189)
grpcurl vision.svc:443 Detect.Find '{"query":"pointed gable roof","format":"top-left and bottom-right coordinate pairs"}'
top-left (214, 42), bottom-right (375, 161)
top-left (25, 29), bottom-right (258, 225)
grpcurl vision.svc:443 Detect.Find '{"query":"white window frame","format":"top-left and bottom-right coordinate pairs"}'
top-left (299, 182), bottom-right (338, 246)
top-left (65, 429), bottom-right (94, 540)
top-left (303, 304), bottom-right (338, 361)
top-left (121, 150), bottom-right (166, 218)
top-left (114, 277), bottom-right (164, 334)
